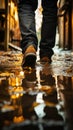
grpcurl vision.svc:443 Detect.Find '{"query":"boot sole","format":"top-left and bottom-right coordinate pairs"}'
top-left (22, 53), bottom-right (36, 68)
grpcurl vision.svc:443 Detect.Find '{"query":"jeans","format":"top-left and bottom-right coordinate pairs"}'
top-left (17, 0), bottom-right (58, 58)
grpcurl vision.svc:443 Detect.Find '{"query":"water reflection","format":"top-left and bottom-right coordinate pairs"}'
top-left (0, 64), bottom-right (73, 129)
top-left (56, 76), bottom-right (73, 130)
top-left (20, 66), bottom-right (63, 130)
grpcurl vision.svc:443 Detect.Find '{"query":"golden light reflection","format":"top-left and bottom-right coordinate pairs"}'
top-left (10, 86), bottom-right (24, 99)
top-left (55, 75), bottom-right (61, 100)
top-left (39, 85), bottom-right (55, 94)
top-left (10, 1), bottom-right (14, 11)
top-left (16, 77), bottom-right (22, 86)
top-left (19, 71), bottom-right (24, 78)
top-left (14, 8), bottom-right (18, 21)
top-left (9, 77), bottom-right (20, 87)
top-left (9, 71), bottom-right (24, 87)
top-left (13, 116), bottom-right (24, 124)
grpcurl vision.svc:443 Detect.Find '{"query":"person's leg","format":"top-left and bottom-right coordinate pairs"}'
top-left (17, 0), bottom-right (38, 67)
top-left (40, 0), bottom-right (58, 62)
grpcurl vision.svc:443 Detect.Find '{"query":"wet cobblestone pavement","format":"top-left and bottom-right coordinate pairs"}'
top-left (0, 49), bottom-right (73, 130)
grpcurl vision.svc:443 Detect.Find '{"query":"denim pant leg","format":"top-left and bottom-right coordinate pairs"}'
top-left (40, 0), bottom-right (58, 59)
top-left (17, 1), bottom-right (38, 53)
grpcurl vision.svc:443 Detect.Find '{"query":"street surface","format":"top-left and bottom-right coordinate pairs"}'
top-left (0, 48), bottom-right (73, 130)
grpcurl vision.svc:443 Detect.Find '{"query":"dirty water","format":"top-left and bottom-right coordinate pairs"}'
top-left (0, 50), bottom-right (73, 130)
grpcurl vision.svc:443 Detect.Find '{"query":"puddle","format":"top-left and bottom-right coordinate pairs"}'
top-left (0, 50), bottom-right (73, 130)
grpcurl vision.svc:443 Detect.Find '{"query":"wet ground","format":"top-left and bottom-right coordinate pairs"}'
top-left (0, 48), bottom-right (73, 130)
